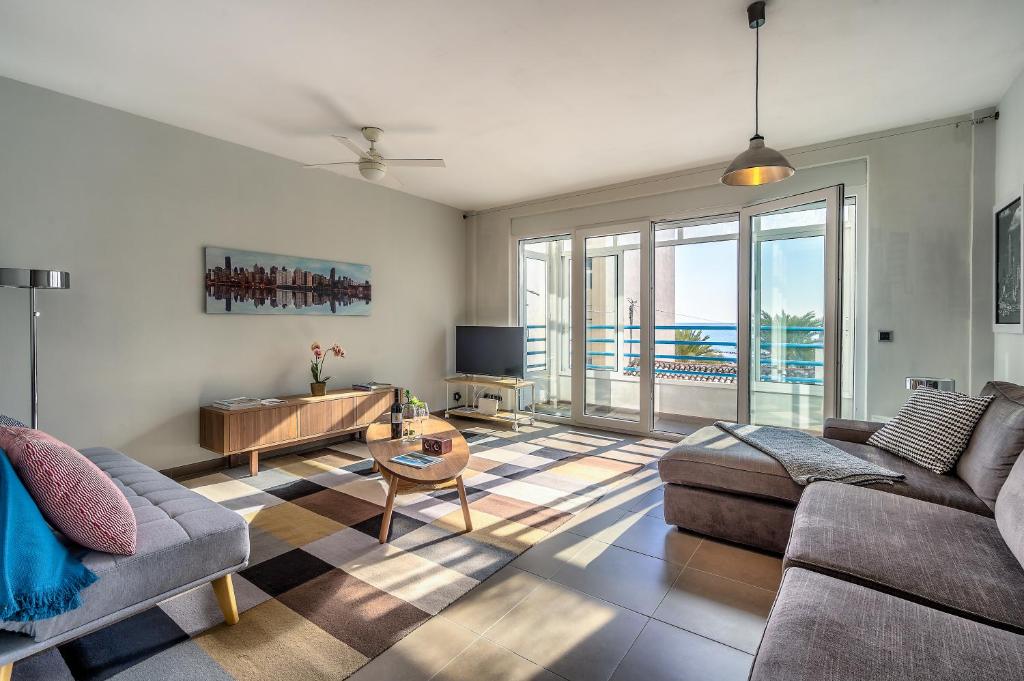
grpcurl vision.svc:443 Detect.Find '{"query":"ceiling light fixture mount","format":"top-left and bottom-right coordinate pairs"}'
top-left (304, 126), bottom-right (445, 184)
top-left (721, 1), bottom-right (795, 186)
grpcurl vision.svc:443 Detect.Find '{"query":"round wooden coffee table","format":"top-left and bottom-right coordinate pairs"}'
top-left (365, 415), bottom-right (472, 543)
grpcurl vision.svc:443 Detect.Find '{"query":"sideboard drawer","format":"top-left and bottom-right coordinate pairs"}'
top-left (227, 406), bottom-right (299, 452)
top-left (299, 398), bottom-right (355, 437)
top-left (353, 391), bottom-right (392, 427)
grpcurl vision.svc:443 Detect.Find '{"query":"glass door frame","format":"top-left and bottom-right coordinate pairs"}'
top-left (517, 234), bottom-right (573, 420)
top-left (571, 221), bottom-right (652, 434)
top-left (737, 185), bottom-right (844, 426)
top-left (650, 212), bottom-right (741, 433)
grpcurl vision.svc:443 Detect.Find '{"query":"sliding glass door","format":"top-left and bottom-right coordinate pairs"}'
top-left (519, 236), bottom-right (572, 418)
top-left (652, 216), bottom-right (739, 433)
top-left (572, 223), bottom-right (651, 432)
top-left (739, 186), bottom-right (843, 430)
top-left (516, 185), bottom-right (845, 435)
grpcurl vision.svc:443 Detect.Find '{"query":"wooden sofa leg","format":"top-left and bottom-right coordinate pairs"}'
top-left (1, 661), bottom-right (12, 681)
top-left (212, 574), bottom-right (239, 625)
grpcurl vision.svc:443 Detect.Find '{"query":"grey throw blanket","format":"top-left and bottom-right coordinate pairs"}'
top-left (714, 421), bottom-right (904, 487)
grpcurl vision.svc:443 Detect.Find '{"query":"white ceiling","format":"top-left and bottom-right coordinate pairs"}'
top-left (1, 1), bottom-right (1023, 211)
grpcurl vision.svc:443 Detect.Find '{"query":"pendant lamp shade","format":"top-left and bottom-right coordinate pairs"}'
top-left (721, 135), bottom-right (794, 186)
top-left (721, 2), bottom-right (794, 186)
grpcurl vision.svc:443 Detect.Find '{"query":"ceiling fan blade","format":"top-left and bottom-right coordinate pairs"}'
top-left (331, 135), bottom-right (368, 158)
top-left (303, 162), bottom-right (360, 168)
top-left (382, 158), bottom-right (446, 168)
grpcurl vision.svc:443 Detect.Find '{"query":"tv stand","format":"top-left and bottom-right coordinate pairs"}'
top-left (444, 375), bottom-right (535, 431)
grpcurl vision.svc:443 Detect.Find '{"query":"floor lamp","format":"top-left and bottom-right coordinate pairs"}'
top-left (0, 268), bottom-right (70, 428)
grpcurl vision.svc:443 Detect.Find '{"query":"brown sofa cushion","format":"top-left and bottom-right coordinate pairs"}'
top-left (750, 568), bottom-right (1024, 681)
top-left (828, 439), bottom-right (992, 516)
top-left (996, 453), bottom-right (1024, 570)
top-left (958, 381), bottom-right (1024, 509)
top-left (658, 427), bottom-right (992, 516)
top-left (786, 482), bottom-right (1024, 633)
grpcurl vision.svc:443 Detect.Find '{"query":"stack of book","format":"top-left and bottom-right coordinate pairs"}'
top-left (352, 381), bottom-right (391, 391)
top-left (212, 397), bottom-right (262, 410)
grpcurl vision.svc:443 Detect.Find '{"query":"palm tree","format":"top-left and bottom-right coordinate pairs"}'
top-left (758, 310), bottom-right (823, 379)
top-left (674, 328), bottom-right (720, 359)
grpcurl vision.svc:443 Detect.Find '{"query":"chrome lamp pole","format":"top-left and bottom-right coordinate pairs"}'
top-left (0, 268), bottom-right (70, 428)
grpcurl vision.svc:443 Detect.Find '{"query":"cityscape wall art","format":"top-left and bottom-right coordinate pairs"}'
top-left (204, 247), bottom-right (372, 315)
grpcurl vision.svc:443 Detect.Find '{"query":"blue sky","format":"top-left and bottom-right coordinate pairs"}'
top-left (205, 247), bottom-right (370, 282)
top-left (672, 237), bottom-right (824, 324)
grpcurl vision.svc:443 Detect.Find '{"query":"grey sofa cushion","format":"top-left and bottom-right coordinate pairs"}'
top-left (958, 381), bottom-right (1024, 509)
top-left (658, 426), bottom-right (992, 516)
top-left (996, 452), bottom-right (1024, 570)
top-left (3, 448), bottom-right (249, 641)
top-left (750, 568), bottom-right (1024, 681)
top-left (786, 482), bottom-right (1024, 632)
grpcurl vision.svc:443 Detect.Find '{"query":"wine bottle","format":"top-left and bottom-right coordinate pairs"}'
top-left (390, 388), bottom-right (403, 440)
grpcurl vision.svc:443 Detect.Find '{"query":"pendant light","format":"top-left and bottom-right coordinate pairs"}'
top-left (721, 1), bottom-right (794, 186)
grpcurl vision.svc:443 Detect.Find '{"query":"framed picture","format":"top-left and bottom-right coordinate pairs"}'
top-left (994, 192), bottom-right (1023, 333)
top-left (204, 247), bottom-right (372, 315)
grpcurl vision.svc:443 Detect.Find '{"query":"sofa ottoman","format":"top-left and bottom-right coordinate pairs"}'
top-left (749, 568), bottom-right (1024, 681)
top-left (0, 447), bottom-right (250, 676)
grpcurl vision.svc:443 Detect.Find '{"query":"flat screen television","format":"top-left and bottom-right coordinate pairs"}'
top-left (455, 326), bottom-right (525, 379)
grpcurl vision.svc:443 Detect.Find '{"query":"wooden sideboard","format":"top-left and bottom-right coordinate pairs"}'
top-left (199, 387), bottom-right (394, 476)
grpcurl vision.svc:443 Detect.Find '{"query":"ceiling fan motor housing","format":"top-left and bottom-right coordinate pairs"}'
top-left (359, 158), bottom-right (387, 181)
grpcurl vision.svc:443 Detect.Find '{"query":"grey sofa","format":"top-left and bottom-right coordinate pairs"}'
top-left (657, 380), bottom-right (1024, 553)
top-left (0, 448), bottom-right (250, 678)
top-left (748, 449), bottom-right (1024, 680)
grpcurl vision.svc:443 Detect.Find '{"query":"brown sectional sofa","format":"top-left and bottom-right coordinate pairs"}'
top-left (658, 380), bottom-right (1024, 553)
top-left (749, 452), bottom-right (1024, 680)
top-left (655, 381), bottom-right (1024, 680)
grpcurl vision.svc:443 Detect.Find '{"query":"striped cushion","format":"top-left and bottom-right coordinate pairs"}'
top-left (0, 427), bottom-right (136, 555)
top-left (0, 415), bottom-right (26, 428)
top-left (868, 388), bottom-right (995, 474)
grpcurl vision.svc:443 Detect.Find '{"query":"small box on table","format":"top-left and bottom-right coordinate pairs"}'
top-left (422, 435), bottom-right (453, 455)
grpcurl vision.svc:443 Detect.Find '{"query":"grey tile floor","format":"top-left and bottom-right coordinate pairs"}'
top-left (349, 437), bottom-right (782, 681)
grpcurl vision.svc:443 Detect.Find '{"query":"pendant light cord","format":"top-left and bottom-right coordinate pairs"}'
top-left (754, 24), bottom-right (760, 137)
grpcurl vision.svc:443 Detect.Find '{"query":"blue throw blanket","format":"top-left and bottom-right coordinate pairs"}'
top-left (0, 449), bottom-right (97, 622)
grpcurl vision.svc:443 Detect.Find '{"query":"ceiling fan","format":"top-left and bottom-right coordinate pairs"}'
top-left (304, 127), bottom-right (445, 183)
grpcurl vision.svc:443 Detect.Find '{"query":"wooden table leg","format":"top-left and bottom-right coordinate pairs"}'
top-left (249, 449), bottom-right (259, 477)
top-left (211, 574), bottom-right (240, 625)
top-left (457, 475), bottom-right (473, 532)
top-left (379, 475), bottom-right (399, 544)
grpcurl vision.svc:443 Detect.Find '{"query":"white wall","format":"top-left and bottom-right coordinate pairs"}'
top-left (468, 118), bottom-right (984, 420)
top-left (0, 77), bottom-right (466, 470)
top-left (994, 69), bottom-right (1024, 382)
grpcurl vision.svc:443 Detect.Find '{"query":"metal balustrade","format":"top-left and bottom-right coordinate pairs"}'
top-left (523, 323), bottom-right (824, 385)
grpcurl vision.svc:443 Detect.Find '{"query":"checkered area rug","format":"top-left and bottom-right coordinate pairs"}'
top-left (13, 421), bottom-right (667, 681)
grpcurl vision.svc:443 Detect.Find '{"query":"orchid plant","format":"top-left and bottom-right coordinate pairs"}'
top-left (310, 342), bottom-right (345, 384)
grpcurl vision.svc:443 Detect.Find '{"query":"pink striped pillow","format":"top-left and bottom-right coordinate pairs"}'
top-left (0, 427), bottom-right (136, 555)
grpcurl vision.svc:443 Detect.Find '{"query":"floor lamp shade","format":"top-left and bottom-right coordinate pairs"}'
top-left (0, 268), bottom-right (71, 428)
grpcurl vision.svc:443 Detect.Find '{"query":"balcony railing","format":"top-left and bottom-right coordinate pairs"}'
top-left (525, 323), bottom-right (824, 385)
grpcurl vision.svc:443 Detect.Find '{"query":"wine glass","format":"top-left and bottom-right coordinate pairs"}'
top-left (401, 402), bottom-right (418, 441)
top-left (415, 404), bottom-right (430, 436)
